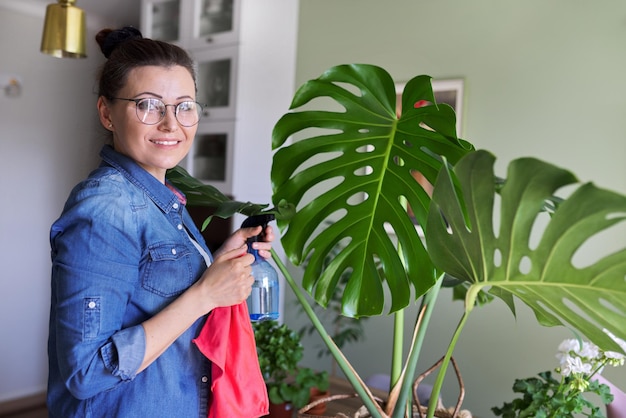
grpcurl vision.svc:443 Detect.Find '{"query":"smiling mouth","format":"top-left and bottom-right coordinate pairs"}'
top-left (152, 140), bottom-right (179, 146)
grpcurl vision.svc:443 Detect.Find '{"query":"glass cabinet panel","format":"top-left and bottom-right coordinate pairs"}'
top-left (142, 0), bottom-right (181, 42)
top-left (187, 0), bottom-right (239, 48)
top-left (192, 46), bottom-right (237, 120)
top-left (142, 0), bottom-right (239, 50)
top-left (193, 132), bottom-right (226, 181)
top-left (197, 58), bottom-right (230, 108)
top-left (185, 121), bottom-right (234, 192)
top-left (198, 0), bottom-right (234, 38)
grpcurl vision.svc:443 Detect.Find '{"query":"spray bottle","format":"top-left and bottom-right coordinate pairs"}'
top-left (241, 214), bottom-right (279, 321)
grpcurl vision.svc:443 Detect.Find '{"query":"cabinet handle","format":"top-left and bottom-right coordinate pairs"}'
top-left (202, 109), bottom-right (210, 118)
top-left (206, 37), bottom-right (214, 43)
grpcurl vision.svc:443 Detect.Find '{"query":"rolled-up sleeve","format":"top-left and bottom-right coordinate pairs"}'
top-left (101, 326), bottom-right (145, 381)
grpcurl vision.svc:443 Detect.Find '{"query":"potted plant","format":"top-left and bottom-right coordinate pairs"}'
top-left (168, 64), bottom-right (626, 418)
top-left (294, 367), bottom-right (332, 416)
top-left (493, 337), bottom-right (625, 417)
top-left (266, 64), bottom-right (626, 417)
top-left (253, 320), bottom-right (329, 417)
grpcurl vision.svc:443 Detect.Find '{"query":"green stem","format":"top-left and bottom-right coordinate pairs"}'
top-left (588, 360), bottom-right (609, 380)
top-left (390, 309), bottom-right (404, 391)
top-left (391, 275), bottom-right (443, 418)
top-left (271, 249), bottom-right (385, 418)
top-left (425, 309), bottom-right (470, 418)
top-left (390, 196), bottom-right (407, 393)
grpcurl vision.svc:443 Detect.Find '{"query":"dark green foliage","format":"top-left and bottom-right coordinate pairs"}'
top-left (166, 165), bottom-right (294, 230)
top-left (427, 150), bottom-right (626, 352)
top-left (253, 321), bottom-right (328, 408)
top-left (492, 371), bottom-right (613, 418)
top-left (271, 64), bottom-right (474, 317)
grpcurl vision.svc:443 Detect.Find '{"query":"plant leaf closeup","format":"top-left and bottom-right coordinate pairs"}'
top-left (426, 150), bottom-right (626, 352)
top-left (166, 165), bottom-right (294, 230)
top-left (271, 64), bottom-right (473, 317)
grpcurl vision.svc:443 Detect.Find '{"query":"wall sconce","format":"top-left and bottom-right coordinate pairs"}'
top-left (40, 0), bottom-right (87, 58)
top-left (0, 74), bottom-right (22, 97)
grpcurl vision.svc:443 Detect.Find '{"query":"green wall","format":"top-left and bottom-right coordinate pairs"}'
top-left (286, 1), bottom-right (626, 415)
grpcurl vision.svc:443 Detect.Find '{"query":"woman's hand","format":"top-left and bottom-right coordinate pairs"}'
top-left (140, 243), bottom-right (256, 372)
top-left (214, 225), bottom-right (275, 260)
top-left (191, 224), bottom-right (275, 313)
top-left (138, 225), bottom-right (276, 371)
top-left (193, 244), bottom-right (255, 313)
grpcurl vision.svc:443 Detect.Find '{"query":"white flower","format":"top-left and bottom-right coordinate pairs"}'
top-left (560, 355), bottom-right (592, 377)
top-left (556, 339), bottom-right (604, 378)
top-left (556, 339), bottom-right (600, 362)
top-left (557, 338), bottom-right (580, 353)
top-left (579, 341), bottom-right (601, 360)
top-left (556, 334), bottom-right (626, 380)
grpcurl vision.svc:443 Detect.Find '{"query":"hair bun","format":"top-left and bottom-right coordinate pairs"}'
top-left (97, 26), bottom-right (143, 59)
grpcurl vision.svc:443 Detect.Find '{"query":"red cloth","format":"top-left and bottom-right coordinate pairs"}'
top-left (193, 303), bottom-right (269, 418)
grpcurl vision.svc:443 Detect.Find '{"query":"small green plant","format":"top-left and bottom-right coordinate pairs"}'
top-left (253, 321), bottom-right (329, 408)
top-left (493, 337), bottom-right (625, 418)
top-left (295, 367), bottom-right (330, 394)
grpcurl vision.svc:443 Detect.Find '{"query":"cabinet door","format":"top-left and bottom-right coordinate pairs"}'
top-left (185, 0), bottom-right (240, 50)
top-left (184, 121), bottom-right (235, 193)
top-left (192, 46), bottom-right (238, 121)
top-left (141, 0), bottom-right (183, 43)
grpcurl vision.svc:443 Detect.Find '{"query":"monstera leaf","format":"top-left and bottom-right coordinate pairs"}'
top-left (426, 150), bottom-right (626, 351)
top-left (271, 64), bottom-right (473, 317)
top-left (167, 166), bottom-right (294, 230)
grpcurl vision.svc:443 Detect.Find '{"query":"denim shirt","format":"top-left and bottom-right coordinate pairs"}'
top-left (48, 145), bottom-right (212, 418)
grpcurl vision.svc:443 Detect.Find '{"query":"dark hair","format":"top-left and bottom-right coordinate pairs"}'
top-left (95, 27), bottom-right (196, 99)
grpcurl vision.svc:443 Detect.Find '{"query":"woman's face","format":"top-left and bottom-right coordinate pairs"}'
top-left (98, 65), bottom-right (198, 182)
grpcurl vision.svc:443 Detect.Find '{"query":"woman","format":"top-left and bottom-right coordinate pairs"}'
top-left (47, 27), bottom-right (272, 417)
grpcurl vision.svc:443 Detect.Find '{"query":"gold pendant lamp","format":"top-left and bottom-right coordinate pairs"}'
top-left (40, 0), bottom-right (87, 58)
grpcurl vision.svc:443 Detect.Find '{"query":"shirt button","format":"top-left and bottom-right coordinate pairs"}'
top-left (173, 203), bottom-right (179, 210)
top-left (88, 301), bottom-right (96, 309)
top-left (177, 224), bottom-right (183, 230)
top-left (171, 248), bottom-right (177, 255)
top-left (201, 376), bottom-right (208, 383)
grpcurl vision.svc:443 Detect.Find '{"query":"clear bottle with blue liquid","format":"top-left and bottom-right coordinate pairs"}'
top-left (242, 214), bottom-right (279, 322)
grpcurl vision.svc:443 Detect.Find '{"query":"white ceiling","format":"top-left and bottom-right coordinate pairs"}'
top-left (0, 0), bottom-right (141, 28)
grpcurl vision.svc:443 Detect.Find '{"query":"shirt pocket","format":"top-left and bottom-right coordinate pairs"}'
top-left (142, 242), bottom-right (194, 297)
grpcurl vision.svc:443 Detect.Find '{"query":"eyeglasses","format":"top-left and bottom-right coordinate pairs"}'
top-left (111, 97), bottom-right (204, 127)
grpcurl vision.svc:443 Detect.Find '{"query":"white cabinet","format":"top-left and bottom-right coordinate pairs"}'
top-left (182, 120), bottom-right (234, 192)
top-left (193, 45), bottom-right (238, 121)
top-left (142, 0), bottom-right (239, 193)
top-left (141, 0), bottom-right (239, 47)
top-left (184, 0), bottom-right (240, 49)
top-left (141, 0), bottom-right (183, 43)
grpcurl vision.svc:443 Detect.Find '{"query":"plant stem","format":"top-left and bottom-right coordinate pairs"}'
top-left (391, 196), bottom-right (408, 394)
top-left (425, 310), bottom-right (470, 418)
top-left (271, 249), bottom-right (386, 418)
top-left (390, 275), bottom-right (443, 418)
top-left (391, 309), bottom-right (404, 391)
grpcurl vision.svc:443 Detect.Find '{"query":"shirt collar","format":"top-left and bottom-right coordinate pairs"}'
top-left (99, 145), bottom-right (184, 213)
